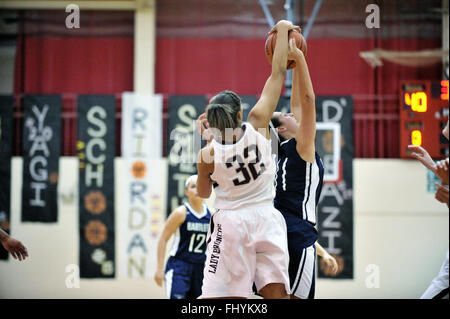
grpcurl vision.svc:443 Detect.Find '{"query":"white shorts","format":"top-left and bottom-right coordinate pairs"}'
top-left (421, 250), bottom-right (449, 299)
top-left (199, 204), bottom-right (290, 298)
top-left (290, 244), bottom-right (316, 299)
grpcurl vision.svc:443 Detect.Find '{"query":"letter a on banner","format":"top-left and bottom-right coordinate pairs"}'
top-left (120, 92), bottom-right (164, 278)
top-left (78, 95), bottom-right (116, 278)
top-left (0, 96), bottom-right (13, 260)
top-left (21, 95), bottom-right (61, 222)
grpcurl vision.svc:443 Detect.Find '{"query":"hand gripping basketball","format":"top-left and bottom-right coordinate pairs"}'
top-left (265, 27), bottom-right (307, 69)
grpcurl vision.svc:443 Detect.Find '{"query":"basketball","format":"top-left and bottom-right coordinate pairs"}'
top-left (265, 29), bottom-right (307, 69)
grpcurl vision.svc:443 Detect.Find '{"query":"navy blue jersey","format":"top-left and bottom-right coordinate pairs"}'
top-left (274, 138), bottom-right (324, 226)
top-left (168, 203), bottom-right (211, 264)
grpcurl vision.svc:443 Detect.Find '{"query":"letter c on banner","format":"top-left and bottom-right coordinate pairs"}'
top-left (86, 138), bottom-right (106, 164)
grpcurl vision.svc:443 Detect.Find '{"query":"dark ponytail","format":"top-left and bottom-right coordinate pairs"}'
top-left (206, 104), bottom-right (238, 133)
top-left (206, 90), bottom-right (242, 138)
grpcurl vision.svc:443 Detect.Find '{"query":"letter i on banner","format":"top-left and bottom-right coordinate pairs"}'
top-left (21, 95), bottom-right (61, 223)
top-left (0, 96), bottom-right (13, 260)
top-left (77, 95), bottom-right (116, 278)
top-left (120, 92), bottom-right (164, 278)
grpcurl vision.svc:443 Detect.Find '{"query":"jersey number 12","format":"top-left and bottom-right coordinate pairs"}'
top-left (188, 233), bottom-right (206, 254)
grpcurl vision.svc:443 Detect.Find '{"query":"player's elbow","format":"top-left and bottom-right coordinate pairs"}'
top-left (248, 106), bottom-right (269, 126)
top-left (302, 93), bottom-right (315, 106)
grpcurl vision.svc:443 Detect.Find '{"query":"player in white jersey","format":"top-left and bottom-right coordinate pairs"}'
top-left (196, 20), bottom-right (298, 299)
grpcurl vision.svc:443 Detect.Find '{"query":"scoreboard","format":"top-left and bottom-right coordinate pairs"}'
top-left (399, 80), bottom-right (449, 159)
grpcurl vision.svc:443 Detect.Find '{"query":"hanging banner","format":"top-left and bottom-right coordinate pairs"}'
top-left (316, 96), bottom-right (354, 279)
top-left (77, 95), bottom-right (116, 278)
top-left (166, 95), bottom-right (206, 217)
top-left (120, 92), bottom-right (164, 278)
top-left (0, 96), bottom-right (13, 260)
top-left (21, 95), bottom-right (61, 222)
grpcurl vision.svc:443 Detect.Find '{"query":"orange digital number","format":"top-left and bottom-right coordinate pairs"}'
top-left (441, 80), bottom-right (449, 101)
top-left (405, 92), bottom-right (427, 112)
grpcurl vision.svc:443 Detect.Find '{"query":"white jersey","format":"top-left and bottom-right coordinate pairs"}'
top-left (210, 122), bottom-right (276, 210)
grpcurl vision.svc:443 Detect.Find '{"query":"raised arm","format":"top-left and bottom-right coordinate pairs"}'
top-left (289, 38), bottom-right (316, 162)
top-left (154, 206), bottom-right (187, 287)
top-left (290, 47), bottom-right (302, 123)
top-left (248, 20), bottom-right (295, 139)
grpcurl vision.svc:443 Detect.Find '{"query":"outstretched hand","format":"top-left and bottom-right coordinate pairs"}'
top-left (408, 145), bottom-right (435, 171)
top-left (1, 237), bottom-right (28, 261)
top-left (321, 253), bottom-right (339, 276)
top-left (268, 20), bottom-right (301, 34)
top-left (196, 113), bottom-right (214, 142)
top-left (287, 37), bottom-right (304, 61)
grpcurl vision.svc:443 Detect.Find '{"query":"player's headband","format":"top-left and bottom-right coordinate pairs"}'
top-left (185, 175), bottom-right (198, 188)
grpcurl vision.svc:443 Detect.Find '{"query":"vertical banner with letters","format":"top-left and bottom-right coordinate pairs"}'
top-left (166, 96), bottom-right (206, 217)
top-left (120, 92), bottom-right (164, 278)
top-left (316, 96), bottom-right (354, 279)
top-left (21, 95), bottom-right (61, 222)
top-left (77, 95), bottom-right (115, 278)
top-left (0, 96), bottom-right (13, 260)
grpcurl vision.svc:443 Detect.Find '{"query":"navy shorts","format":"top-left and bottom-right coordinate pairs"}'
top-left (165, 256), bottom-right (205, 299)
top-left (283, 211), bottom-right (318, 299)
top-left (287, 232), bottom-right (316, 299)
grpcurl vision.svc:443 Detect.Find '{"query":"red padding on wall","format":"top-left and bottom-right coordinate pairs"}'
top-left (15, 36), bottom-right (134, 94)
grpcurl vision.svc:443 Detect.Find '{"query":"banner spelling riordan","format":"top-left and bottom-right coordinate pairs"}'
top-left (120, 92), bottom-right (164, 278)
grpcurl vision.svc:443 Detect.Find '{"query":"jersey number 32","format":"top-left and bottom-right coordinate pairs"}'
top-left (225, 144), bottom-right (266, 186)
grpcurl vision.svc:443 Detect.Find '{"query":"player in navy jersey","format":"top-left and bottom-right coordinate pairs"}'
top-left (270, 38), bottom-right (338, 299)
top-left (154, 175), bottom-right (211, 299)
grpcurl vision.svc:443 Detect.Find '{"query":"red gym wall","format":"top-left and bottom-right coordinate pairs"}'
top-left (12, 1), bottom-right (444, 158)
top-left (155, 37), bottom-right (441, 97)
